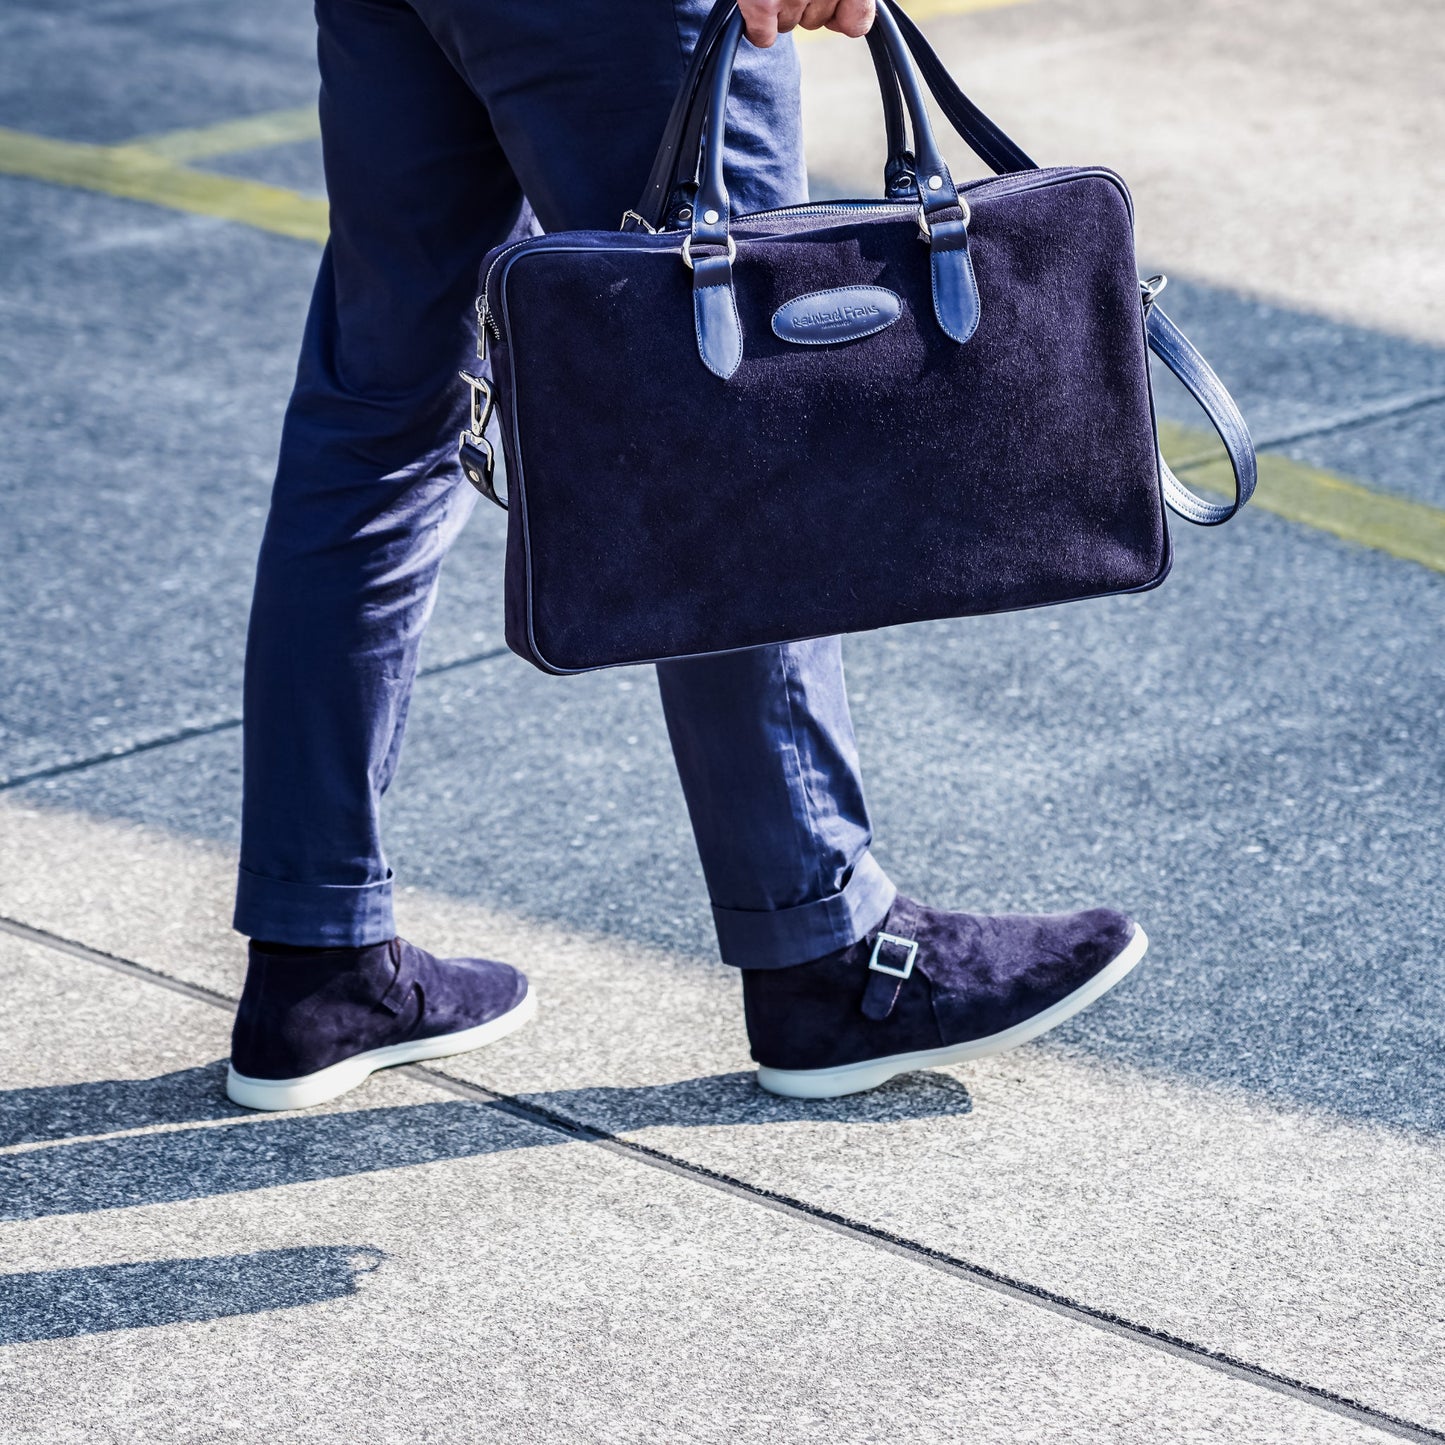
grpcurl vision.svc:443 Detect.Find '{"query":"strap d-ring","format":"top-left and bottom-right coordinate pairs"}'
top-left (680, 232), bottom-right (737, 271)
top-left (917, 194), bottom-right (971, 242)
top-left (457, 370), bottom-right (506, 511)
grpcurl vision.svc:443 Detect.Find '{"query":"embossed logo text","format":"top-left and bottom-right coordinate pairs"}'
top-left (772, 286), bottom-right (903, 346)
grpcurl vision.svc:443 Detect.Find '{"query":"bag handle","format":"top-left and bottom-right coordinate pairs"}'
top-left (684, 1), bottom-right (980, 377)
top-left (626, 4), bottom-right (914, 235)
top-left (876, 5), bottom-right (1254, 523)
top-left (650, 0), bottom-right (1255, 523)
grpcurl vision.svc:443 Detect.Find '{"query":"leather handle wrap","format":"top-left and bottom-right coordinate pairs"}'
top-left (628, 1), bottom-right (912, 233)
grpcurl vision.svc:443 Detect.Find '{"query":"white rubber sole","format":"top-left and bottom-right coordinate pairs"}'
top-left (226, 988), bottom-right (538, 1111)
top-left (756, 925), bottom-right (1149, 1100)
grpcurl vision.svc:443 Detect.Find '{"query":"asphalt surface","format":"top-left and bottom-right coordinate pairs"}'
top-left (1, 1), bottom-right (1443, 1441)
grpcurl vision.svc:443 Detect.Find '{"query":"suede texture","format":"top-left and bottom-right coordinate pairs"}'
top-left (741, 893), bottom-right (1136, 1071)
top-left (487, 168), bottom-right (1168, 673)
top-left (230, 938), bottom-right (527, 1081)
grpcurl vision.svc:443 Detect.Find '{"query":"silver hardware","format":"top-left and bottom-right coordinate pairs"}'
top-left (474, 297), bottom-right (489, 359)
top-left (703, 208), bottom-right (720, 225)
top-left (927, 174), bottom-right (943, 191)
top-left (619, 209), bottom-right (656, 233)
top-left (748, 199), bottom-right (912, 221)
top-left (916, 194), bottom-right (970, 242)
top-left (459, 369), bottom-right (494, 440)
top-left (457, 369), bottom-right (506, 509)
top-left (868, 931), bottom-right (919, 980)
top-left (478, 234), bottom-right (537, 322)
top-left (1141, 273), bottom-right (1168, 310)
top-left (680, 233), bottom-right (737, 269)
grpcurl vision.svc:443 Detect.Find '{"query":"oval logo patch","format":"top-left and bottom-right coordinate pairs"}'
top-left (772, 285), bottom-right (902, 346)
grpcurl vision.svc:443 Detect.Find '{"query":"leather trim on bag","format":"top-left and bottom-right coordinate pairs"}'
top-left (492, 169), bottom-right (1169, 676)
top-left (772, 286), bottom-right (903, 346)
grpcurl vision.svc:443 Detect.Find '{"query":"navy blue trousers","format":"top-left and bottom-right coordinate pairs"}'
top-left (234, 0), bottom-right (896, 967)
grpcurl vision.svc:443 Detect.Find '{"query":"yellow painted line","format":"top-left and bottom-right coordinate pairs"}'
top-left (0, 109), bottom-right (1438, 579)
top-left (127, 104), bottom-right (320, 162)
top-left (0, 125), bottom-right (327, 243)
top-left (1160, 421), bottom-right (1445, 575)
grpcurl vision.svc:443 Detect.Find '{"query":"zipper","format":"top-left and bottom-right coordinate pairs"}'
top-left (475, 288), bottom-right (504, 351)
top-left (481, 199), bottom-right (913, 317)
top-left (478, 235), bottom-right (537, 348)
top-left (742, 199), bottom-right (912, 222)
top-left (743, 167), bottom-right (1103, 222)
top-left (480, 168), bottom-right (1117, 348)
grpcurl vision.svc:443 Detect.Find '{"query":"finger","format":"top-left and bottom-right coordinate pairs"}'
top-left (740, 0), bottom-right (780, 46)
top-left (774, 1), bottom-right (809, 34)
top-left (825, 0), bottom-right (875, 37)
top-left (798, 0), bottom-right (836, 29)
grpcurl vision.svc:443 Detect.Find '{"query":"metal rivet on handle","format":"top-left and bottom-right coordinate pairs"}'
top-left (927, 174), bottom-right (943, 190)
top-left (703, 209), bottom-right (720, 224)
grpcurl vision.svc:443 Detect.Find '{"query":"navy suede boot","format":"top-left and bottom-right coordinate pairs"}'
top-left (743, 895), bottom-right (1146, 1098)
top-left (227, 938), bottom-right (535, 1110)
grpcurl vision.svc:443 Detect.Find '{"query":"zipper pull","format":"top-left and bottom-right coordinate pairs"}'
top-left (475, 296), bottom-right (491, 359)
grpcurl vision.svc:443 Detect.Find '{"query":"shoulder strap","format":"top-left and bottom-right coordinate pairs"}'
top-left (1146, 306), bottom-right (1256, 523)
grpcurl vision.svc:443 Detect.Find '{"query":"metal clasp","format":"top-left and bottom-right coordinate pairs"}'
top-left (868, 931), bottom-right (919, 980)
top-left (916, 194), bottom-right (971, 243)
top-left (457, 370), bottom-right (506, 511)
top-left (680, 233), bottom-right (737, 270)
top-left (1141, 274), bottom-right (1168, 311)
top-left (461, 368), bottom-right (494, 439)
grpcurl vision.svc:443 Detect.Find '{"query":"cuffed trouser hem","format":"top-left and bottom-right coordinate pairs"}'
top-left (711, 851), bottom-right (897, 970)
top-left (232, 866), bottom-right (395, 947)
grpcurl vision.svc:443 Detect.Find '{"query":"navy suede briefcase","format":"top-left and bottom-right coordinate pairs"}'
top-left (460, 0), bottom-right (1256, 675)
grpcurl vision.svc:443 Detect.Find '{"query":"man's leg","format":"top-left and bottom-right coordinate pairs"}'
top-left (227, 0), bottom-right (539, 1110)
top-left (656, 642), bottom-right (894, 967)
top-left (234, 0), bottom-right (528, 947)
top-left (418, 0), bottom-right (894, 970)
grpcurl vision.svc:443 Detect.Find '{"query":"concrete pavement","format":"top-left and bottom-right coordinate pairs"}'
top-left (1, 1), bottom-right (1442, 1440)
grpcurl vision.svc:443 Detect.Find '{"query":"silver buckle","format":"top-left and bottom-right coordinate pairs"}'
top-left (868, 931), bottom-right (919, 980)
top-left (619, 209), bottom-right (656, 234)
top-left (680, 233), bottom-right (737, 270)
top-left (1141, 274), bottom-right (1168, 310)
top-left (457, 369), bottom-right (506, 510)
top-left (916, 195), bottom-right (971, 243)
top-left (459, 369), bottom-right (494, 440)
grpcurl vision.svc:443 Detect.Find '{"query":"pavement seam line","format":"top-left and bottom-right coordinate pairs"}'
top-left (0, 915), bottom-right (235, 1010)
top-left (0, 646), bottom-right (510, 793)
top-left (422, 1068), bottom-right (1445, 1445)
top-left (1169, 389), bottom-right (1445, 465)
top-left (2, 910), bottom-right (1439, 1444)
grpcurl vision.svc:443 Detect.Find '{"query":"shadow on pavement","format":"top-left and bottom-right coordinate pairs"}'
top-left (523, 1067), bottom-right (974, 1133)
top-left (0, 1069), bottom-right (972, 1220)
top-left (0, 1246), bottom-right (383, 1346)
top-left (0, 1062), bottom-right (247, 1147)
